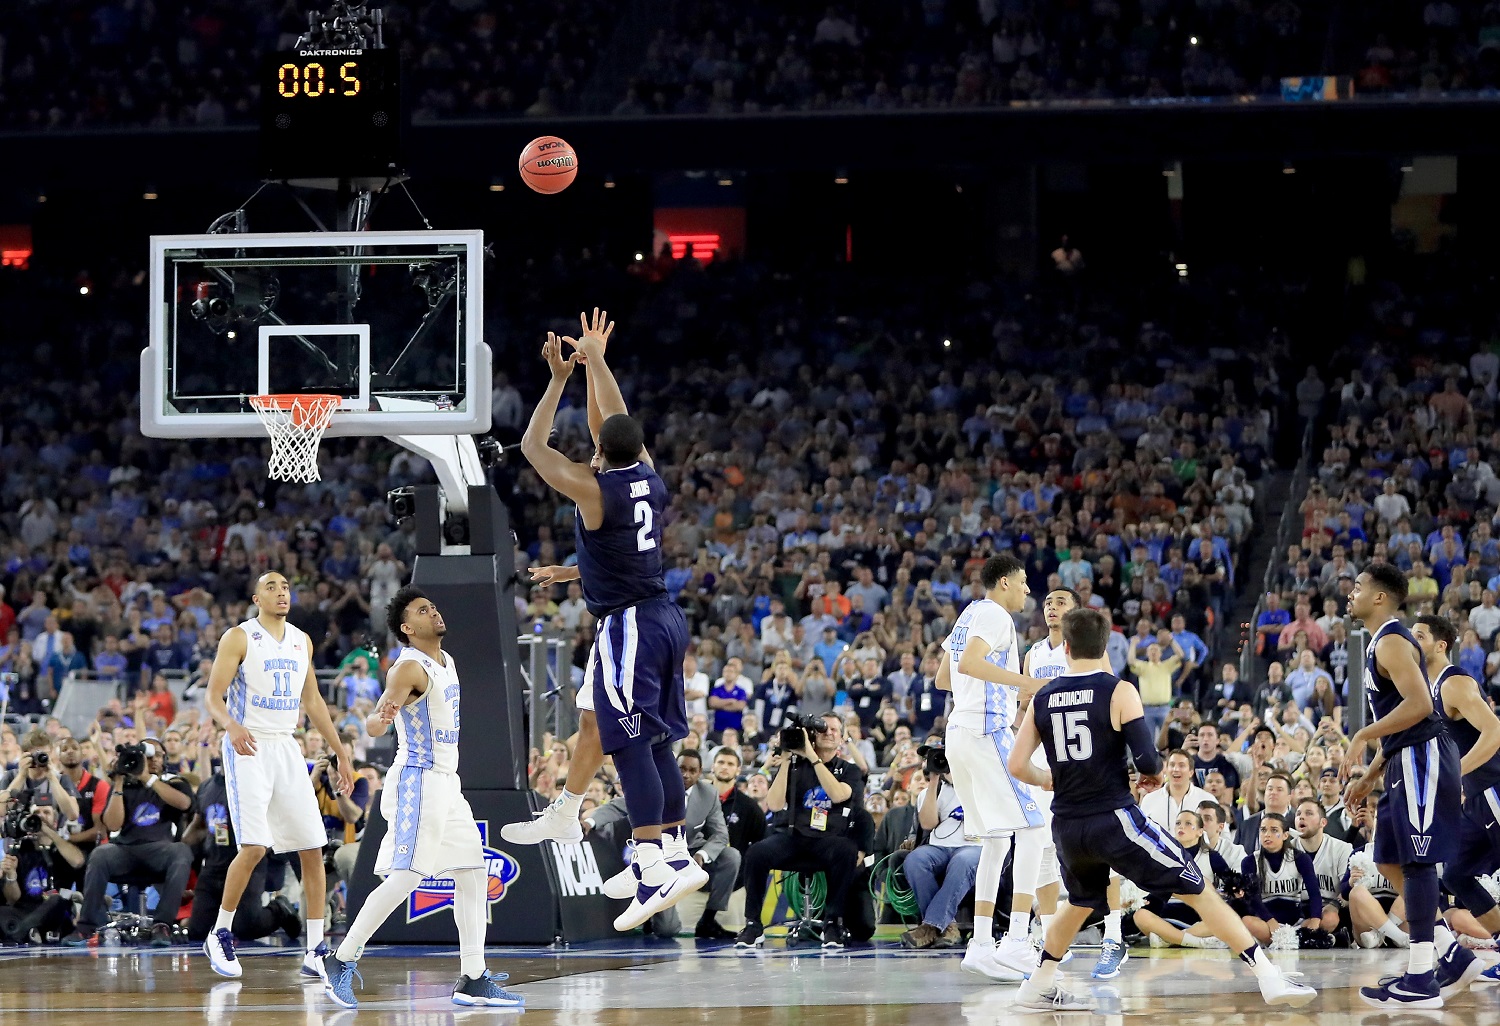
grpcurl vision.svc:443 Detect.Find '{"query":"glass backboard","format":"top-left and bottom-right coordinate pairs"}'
top-left (141, 230), bottom-right (490, 438)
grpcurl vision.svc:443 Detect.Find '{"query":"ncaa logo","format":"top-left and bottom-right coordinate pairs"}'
top-left (406, 821), bottom-right (520, 922)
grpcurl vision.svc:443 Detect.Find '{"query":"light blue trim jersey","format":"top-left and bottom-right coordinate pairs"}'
top-left (943, 598), bottom-right (1019, 735)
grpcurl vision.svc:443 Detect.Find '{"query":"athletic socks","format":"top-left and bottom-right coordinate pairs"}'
top-left (306, 918), bottom-right (324, 951)
top-left (1030, 950), bottom-right (1062, 990)
top-left (1240, 943), bottom-right (1278, 980)
top-left (1433, 923), bottom-right (1459, 957)
top-left (557, 787), bottom-right (584, 817)
top-left (974, 915), bottom-right (994, 945)
top-left (215, 907), bottom-right (235, 933)
top-left (1408, 941), bottom-right (1435, 976)
top-left (1379, 915), bottom-right (1409, 946)
top-left (1103, 910), bottom-right (1123, 944)
top-left (632, 840), bottom-right (673, 887)
top-left (1007, 911), bottom-right (1032, 941)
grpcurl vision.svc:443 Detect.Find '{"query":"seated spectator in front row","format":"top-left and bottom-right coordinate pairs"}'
top-left (898, 752), bottom-right (976, 950)
top-left (1132, 810), bottom-right (1233, 949)
top-left (65, 738), bottom-right (194, 946)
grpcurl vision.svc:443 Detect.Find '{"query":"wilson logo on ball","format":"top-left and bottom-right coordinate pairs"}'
top-left (519, 135), bottom-right (578, 194)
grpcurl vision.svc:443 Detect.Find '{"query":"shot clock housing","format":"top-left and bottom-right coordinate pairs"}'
top-left (260, 46), bottom-right (404, 180)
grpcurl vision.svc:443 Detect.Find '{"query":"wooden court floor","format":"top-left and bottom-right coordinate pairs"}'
top-left (0, 940), bottom-right (1496, 1025)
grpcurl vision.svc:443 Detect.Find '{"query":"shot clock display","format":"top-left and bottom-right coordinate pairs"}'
top-left (260, 49), bottom-right (403, 179)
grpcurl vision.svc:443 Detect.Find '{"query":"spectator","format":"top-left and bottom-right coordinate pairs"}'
top-left (1139, 750), bottom-right (1215, 828)
top-left (0, 804), bottom-right (84, 943)
top-left (898, 749), bottom-right (975, 950)
top-left (0, 731), bottom-right (81, 823)
top-left (1128, 641), bottom-right (1182, 740)
top-left (708, 747), bottom-right (766, 864)
top-left (184, 769), bottom-right (300, 943)
top-left (710, 660), bottom-right (751, 734)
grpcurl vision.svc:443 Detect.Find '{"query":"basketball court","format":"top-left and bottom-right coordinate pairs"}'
top-left (1, 939), bottom-right (1492, 1024)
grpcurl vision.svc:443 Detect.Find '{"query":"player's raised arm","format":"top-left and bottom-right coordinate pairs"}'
top-left (1007, 703), bottom-right (1050, 789)
top-left (207, 626), bottom-right (255, 756)
top-left (365, 660), bottom-right (426, 738)
top-left (563, 312), bottom-right (653, 470)
top-left (521, 332), bottom-right (605, 521)
top-left (574, 307), bottom-right (615, 442)
top-left (1444, 671), bottom-right (1500, 777)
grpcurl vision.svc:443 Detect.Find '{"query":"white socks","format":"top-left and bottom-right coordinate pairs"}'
top-left (1008, 911), bottom-right (1032, 941)
top-left (1379, 915), bottom-right (1409, 946)
top-left (664, 826), bottom-right (690, 867)
top-left (1103, 910), bottom-right (1123, 944)
top-left (633, 840), bottom-right (673, 887)
top-left (1433, 922), bottom-right (1458, 956)
top-left (306, 918), bottom-right (324, 951)
top-left (1243, 943), bottom-right (1278, 979)
top-left (557, 787), bottom-right (583, 816)
top-left (337, 869), bottom-right (424, 963)
top-left (974, 915), bottom-right (995, 945)
top-left (1409, 940), bottom-right (1435, 975)
top-left (453, 867), bottom-right (488, 979)
top-left (215, 907), bottom-right (235, 933)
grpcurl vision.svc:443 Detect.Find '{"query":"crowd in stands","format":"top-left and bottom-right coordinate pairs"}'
top-left (0, 0), bottom-right (615, 130)
top-left (3, 1), bottom-right (1500, 131)
top-left (617, 0), bottom-right (1500, 116)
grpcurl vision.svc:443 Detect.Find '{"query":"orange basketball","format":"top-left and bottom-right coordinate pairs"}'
top-left (519, 135), bottom-right (578, 194)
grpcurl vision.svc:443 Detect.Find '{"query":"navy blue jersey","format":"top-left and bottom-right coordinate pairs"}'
top-left (1364, 618), bottom-right (1444, 757)
top-left (1034, 670), bottom-right (1135, 817)
top-left (1436, 663), bottom-right (1500, 791)
top-left (575, 461), bottom-right (668, 618)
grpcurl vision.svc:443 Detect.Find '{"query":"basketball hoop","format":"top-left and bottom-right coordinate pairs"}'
top-left (249, 394), bottom-right (340, 483)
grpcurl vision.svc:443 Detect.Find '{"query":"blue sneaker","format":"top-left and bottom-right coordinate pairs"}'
top-left (1478, 961), bottom-right (1500, 986)
top-left (301, 942), bottom-right (331, 982)
top-left (1091, 939), bottom-right (1129, 980)
top-left (1436, 945), bottom-right (1484, 999)
top-left (203, 928), bottom-right (242, 979)
top-left (1359, 971), bottom-right (1441, 1009)
top-left (452, 969), bottom-right (526, 1007)
top-left (323, 953), bottom-right (363, 1010)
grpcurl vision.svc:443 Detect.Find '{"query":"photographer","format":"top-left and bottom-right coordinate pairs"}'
top-left (313, 751), bottom-right (370, 891)
top-left (0, 803), bottom-right (85, 943)
top-left (66, 738), bottom-right (194, 947)
top-left (736, 712), bottom-right (865, 949)
top-left (1, 730), bottom-right (81, 825)
top-left (898, 743), bottom-right (976, 950)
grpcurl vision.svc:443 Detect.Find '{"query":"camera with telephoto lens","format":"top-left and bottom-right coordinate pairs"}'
top-left (2, 795), bottom-right (43, 850)
top-left (918, 742), bottom-right (949, 778)
top-left (777, 713), bottom-right (828, 755)
top-left (114, 743), bottom-right (148, 778)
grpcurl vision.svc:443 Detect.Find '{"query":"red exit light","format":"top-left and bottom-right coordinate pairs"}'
top-left (0, 225), bottom-right (32, 269)
top-left (668, 233), bottom-right (720, 262)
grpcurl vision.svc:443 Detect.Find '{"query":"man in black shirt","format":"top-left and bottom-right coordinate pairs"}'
top-left (735, 712), bottom-right (865, 949)
top-left (184, 770), bottom-right (296, 943)
top-left (0, 804), bottom-right (86, 943)
top-left (65, 738), bottom-right (194, 946)
top-left (54, 736), bottom-right (109, 891)
top-left (1191, 722), bottom-right (1243, 802)
top-left (709, 748), bottom-right (765, 864)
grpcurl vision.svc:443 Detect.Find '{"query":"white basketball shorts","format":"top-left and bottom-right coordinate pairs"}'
top-left (374, 766), bottom-right (484, 878)
top-left (946, 725), bottom-right (1047, 838)
top-left (222, 733), bottom-right (327, 854)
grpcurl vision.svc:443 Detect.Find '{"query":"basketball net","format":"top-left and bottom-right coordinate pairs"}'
top-left (249, 394), bottom-right (340, 483)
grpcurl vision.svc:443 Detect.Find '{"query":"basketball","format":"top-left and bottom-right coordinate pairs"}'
top-left (519, 135), bottom-right (578, 194)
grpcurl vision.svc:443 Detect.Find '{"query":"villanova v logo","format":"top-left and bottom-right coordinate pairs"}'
top-left (1411, 834), bottom-right (1431, 857)
top-left (621, 713), bottom-right (643, 739)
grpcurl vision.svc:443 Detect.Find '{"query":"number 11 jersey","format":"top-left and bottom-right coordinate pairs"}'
top-left (574, 461), bottom-right (668, 619)
top-left (1033, 669), bottom-right (1136, 817)
top-left (227, 617), bottom-right (312, 737)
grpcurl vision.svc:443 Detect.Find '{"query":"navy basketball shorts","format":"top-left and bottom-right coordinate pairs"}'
top-left (1446, 783), bottom-right (1500, 885)
top-left (1374, 734), bottom-right (1461, 867)
top-left (1053, 804), bottom-right (1205, 912)
top-left (586, 595), bottom-right (690, 753)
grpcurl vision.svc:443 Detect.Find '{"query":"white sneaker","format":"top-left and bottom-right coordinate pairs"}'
top-left (995, 934), bottom-right (1040, 975)
top-left (1013, 980), bottom-right (1092, 1011)
top-left (604, 866), bottom-right (636, 901)
top-left (203, 928), bottom-right (242, 979)
top-left (1149, 933), bottom-right (1168, 948)
top-left (1259, 971), bottom-right (1317, 1007)
top-left (671, 857), bottom-right (710, 896)
top-left (500, 797), bottom-right (582, 845)
top-left (1199, 936), bottom-right (1229, 950)
top-left (961, 940), bottom-right (1025, 983)
top-left (300, 944), bottom-right (330, 984)
top-left (1358, 930), bottom-right (1383, 949)
top-left (613, 866), bottom-right (697, 932)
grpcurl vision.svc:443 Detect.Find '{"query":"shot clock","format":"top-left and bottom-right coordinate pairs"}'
top-left (260, 49), bottom-right (403, 179)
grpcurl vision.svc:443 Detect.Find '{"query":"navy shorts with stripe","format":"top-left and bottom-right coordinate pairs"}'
top-left (1447, 783), bottom-right (1500, 890)
top-left (1373, 734), bottom-right (1461, 867)
top-left (586, 595), bottom-right (690, 753)
top-left (1053, 804), bottom-right (1205, 912)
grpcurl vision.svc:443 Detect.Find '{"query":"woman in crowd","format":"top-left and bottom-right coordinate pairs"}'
top-left (1132, 810), bottom-right (1235, 949)
top-left (1241, 812), bottom-right (1321, 945)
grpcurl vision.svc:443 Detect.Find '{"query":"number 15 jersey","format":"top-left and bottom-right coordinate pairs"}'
top-left (1033, 669), bottom-right (1136, 817)
top-left (574, 461), bottom-right (668, 619)
top-left (227, 618), bottom-right (312, 738)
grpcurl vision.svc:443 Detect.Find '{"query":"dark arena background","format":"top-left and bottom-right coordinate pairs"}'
top-left (1, 1), bottom-right (1499, 1024)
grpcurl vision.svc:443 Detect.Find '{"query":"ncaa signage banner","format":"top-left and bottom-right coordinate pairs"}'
top-left (351, 789), bottom-right (628, 944)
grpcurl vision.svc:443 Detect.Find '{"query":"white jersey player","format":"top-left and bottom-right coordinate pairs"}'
top-left (205, 571), bottom-right (353, 982)
top-left (322, 587), bottom-right (522, 1011)
top-left (937, 554), bottom-right (1048, 980)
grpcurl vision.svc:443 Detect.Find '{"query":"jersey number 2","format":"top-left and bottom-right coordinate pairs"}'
top-left (634, 500), bottom-right (656, 552)
top-left (1049, 710), bottom-right (1093, 763)
top-left (271, 671), bottom-right (295, 698)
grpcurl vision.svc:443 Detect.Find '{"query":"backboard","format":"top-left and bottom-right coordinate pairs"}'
top-left (141, 230), bottom-right (490, 438)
